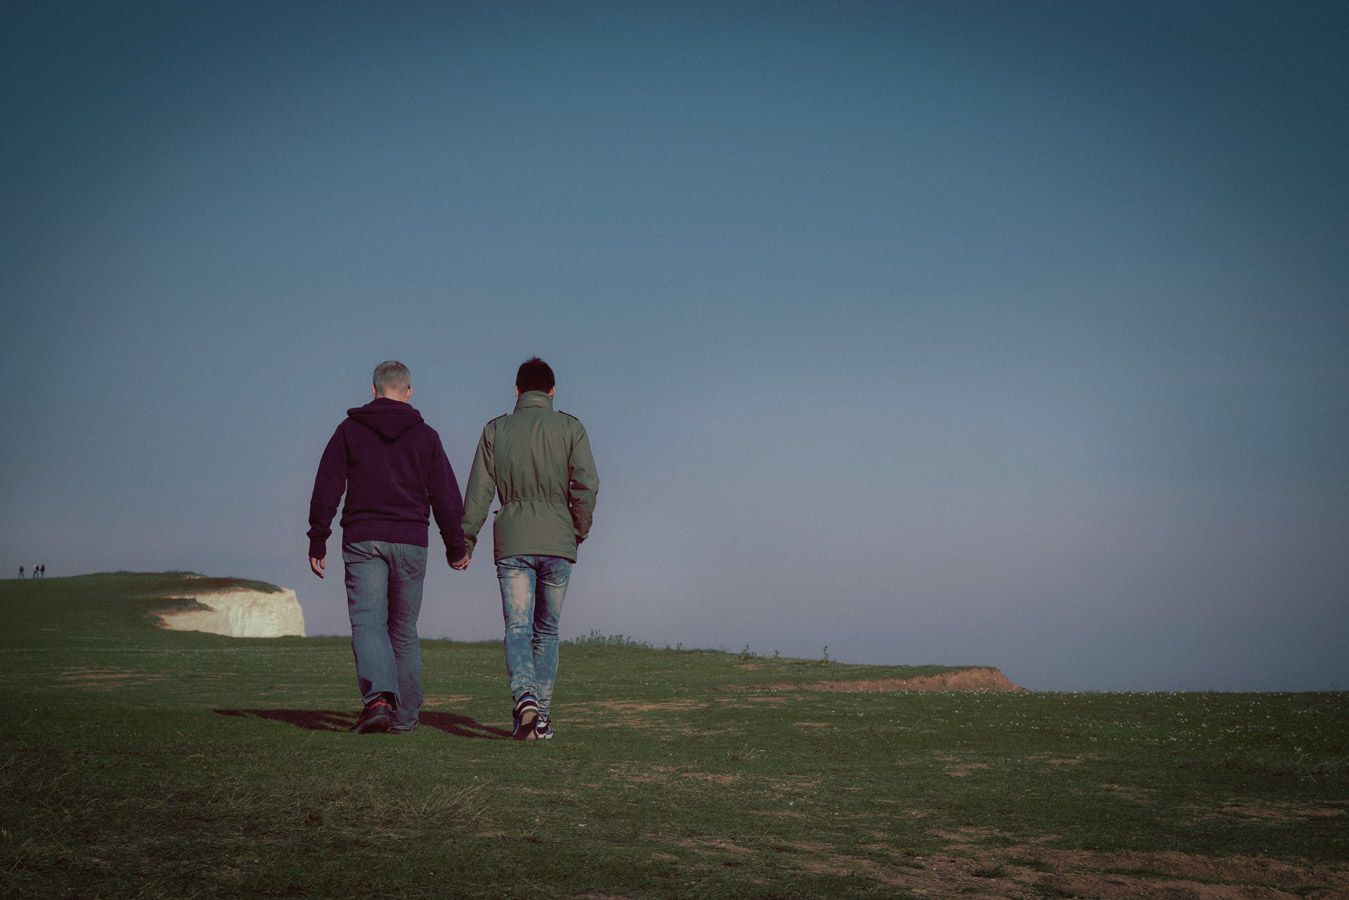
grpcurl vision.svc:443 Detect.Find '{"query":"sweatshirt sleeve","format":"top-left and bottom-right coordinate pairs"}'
top-left (307, 425), bottom-right (348, 560)
top-left (427, 434), bottom-right (467, 563)
top-left (567, 423), bottom-right (599, 543)
top-left (460, 424), bottom-right (496, 558)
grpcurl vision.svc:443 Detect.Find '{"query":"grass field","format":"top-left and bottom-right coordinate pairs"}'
top-left (2, 572), bottom-right (1346, 898)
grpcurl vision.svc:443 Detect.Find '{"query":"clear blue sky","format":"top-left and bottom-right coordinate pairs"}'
top-left (3, 1), bottom-right (1346, 690)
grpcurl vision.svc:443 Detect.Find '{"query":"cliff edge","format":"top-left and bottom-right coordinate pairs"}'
top-left (157, 586), bottom-right (305, 638)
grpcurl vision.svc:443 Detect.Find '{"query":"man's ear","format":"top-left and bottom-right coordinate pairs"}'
top-left (372, 385), bottom-right (378, 400)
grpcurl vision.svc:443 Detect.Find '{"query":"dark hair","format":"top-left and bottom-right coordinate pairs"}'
top-left (516, 357), bottom-right (555, 394)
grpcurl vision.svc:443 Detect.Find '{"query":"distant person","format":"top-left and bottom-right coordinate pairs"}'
top-left (37, 565), bottom-right (44, 578)
top-left (308, 360), bottom-right (469, 735)
top-left (458, 357), bottom-right (598, 740)
top-left (18, 566), bottom-right (23, 579)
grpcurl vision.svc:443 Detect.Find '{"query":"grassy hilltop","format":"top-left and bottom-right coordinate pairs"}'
top-left (2, 573), bottom-right (1346, 898)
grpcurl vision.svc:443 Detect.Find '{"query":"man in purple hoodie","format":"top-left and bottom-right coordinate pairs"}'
top-left (307, 361), bottom-right (469, 734)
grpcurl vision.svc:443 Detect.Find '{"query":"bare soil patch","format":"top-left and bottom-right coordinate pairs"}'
top-left (780, 832), bottom-right (1349, 898)
top-left (676, 837), bottom-right (753, 857)
top-left (589, 699), bottom-right (705, 714)
top-left (731, 667), bottom-right (1023, 693)
top-left (1031, 754), bottom-right (1095, 766)
top-left (1101, 783), bottom-right (1158, 805)
top-left (421, 694), bottom-right (474, 707)
top-left (56, 667), bottom-right (167, 690)
top-left (568, 698), bottom-right (708, 731)
top-left (1189, 800), bottom-right (1347, 824)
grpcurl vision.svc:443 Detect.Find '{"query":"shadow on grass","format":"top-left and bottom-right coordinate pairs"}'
top-left (420, 712), bottom-right (511, 739)
top-left (213, 708), bottom-right (511, 739)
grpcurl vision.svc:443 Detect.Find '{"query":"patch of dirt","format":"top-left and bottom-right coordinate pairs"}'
top-left (679, 726), bottom-right (738, 738)
top-left (1027, 752), bottom-right (1098, 767)
top-left (421, 695), bottom-right (474, 707)
top-left (930, 826), bottom-right (1001, 848)
top-left (608, 765), bottom-right (741, 786)
top-left (780, 833), bottom-right (1349, 899)
top-left (714, 695), bottom-right (790, 708)
top-left (675, 838), bottom-right (753, 856)
top-left (1101, 783), bottom-right (1158, 805)
top-left (1029, 848), bottom-right (1349, 899)
top-left (568, 698), bottom-right (709, 731)
top-left (56, 667), bottom-right (167, 690)
top-left (1189, 800), bottom-right (1347, 824)
top-left (933, 754), bottom-right (991, 777)
top-left (770, 839), bottom-right (833, 853)
top-left (591, 699), bottom-right (704, 713)
top-left (730, 667), bottom-right (1023, 693)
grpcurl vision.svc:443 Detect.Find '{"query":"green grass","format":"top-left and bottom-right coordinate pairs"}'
top-left (2, 573), bottom-right (1346, 898)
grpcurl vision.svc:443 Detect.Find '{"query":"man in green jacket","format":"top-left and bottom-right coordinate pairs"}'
top-left (456, 358), bottom-right (598, 740)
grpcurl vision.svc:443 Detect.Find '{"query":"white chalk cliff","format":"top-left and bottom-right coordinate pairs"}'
top-left (158, 587), bottom-right (306, 638)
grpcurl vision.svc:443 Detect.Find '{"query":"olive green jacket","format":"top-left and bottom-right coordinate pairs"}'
top-left (461, 391), bottom-right (599, 563)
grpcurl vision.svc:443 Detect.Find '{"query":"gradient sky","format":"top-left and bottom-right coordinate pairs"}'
top-left (3, 1), bottom-right (1346, 691)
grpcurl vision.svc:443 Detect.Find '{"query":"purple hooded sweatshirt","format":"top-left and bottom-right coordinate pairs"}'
top-left (307, 398), bottom-right (467, 564)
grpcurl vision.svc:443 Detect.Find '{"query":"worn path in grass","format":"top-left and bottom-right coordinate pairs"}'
top-left (2, 573), bottom-right (1347, 898)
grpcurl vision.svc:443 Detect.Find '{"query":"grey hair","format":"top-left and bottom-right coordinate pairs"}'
top-left (373, 360), bottom-right (411, 394)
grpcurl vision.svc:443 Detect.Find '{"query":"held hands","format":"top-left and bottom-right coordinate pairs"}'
top-left (316, 554), bottom-right (468, 574)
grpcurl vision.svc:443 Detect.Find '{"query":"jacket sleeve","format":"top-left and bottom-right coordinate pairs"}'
top-left (460, 424), bottom-right (496, 558)
top-left (307, 425), bottom-right (348, 560)
top-left (567, 423), bottom-right (599, 544)
top-left (427, 435), bottom-right (467, 563)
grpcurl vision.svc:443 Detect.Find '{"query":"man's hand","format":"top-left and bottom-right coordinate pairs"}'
top-left (450, 554), bottom-right (470, 571)
top-left (310, 557), bottom-right (325, 578)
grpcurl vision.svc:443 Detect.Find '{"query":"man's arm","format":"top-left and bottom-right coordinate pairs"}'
top-left (427, 435), bottom-right (468, 567)
top-left (307, 426), bottom-right (348, 577)
top-left (567, 424), bottom-right (598, 544)
top-left (460, 423), bottom-right (497, 560)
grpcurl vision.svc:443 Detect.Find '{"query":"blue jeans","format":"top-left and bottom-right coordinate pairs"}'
top-left (497, 555), bottom-right (571, 718)
top-left (343, 540), bottom-right (427, 730)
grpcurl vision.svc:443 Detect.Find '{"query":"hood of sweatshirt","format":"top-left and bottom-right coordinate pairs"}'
top-left (346, 397), bottom-right (425, 442)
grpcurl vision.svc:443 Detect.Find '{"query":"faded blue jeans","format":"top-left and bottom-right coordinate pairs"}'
top-left (497, 555), bottom-right (571, 718)
top-left (343, 540), bottom-right (427, 730)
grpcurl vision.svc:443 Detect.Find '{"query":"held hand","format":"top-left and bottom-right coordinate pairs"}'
top-left (310, 557), bottom-right (325, 579)
top-left (450, 554), bottom-right (470, 571)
